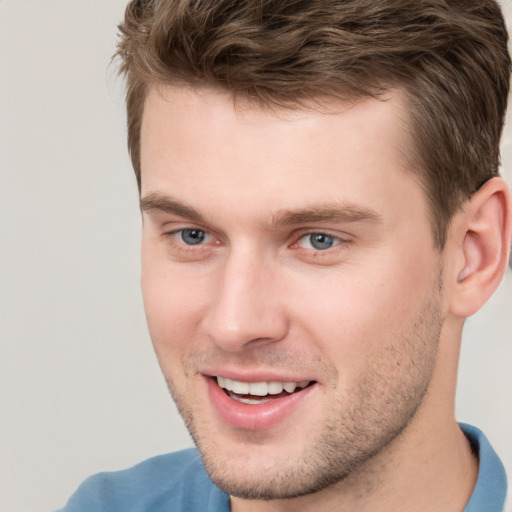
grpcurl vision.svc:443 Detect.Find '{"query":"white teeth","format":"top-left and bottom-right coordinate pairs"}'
top-left (229, 379), bottom-right (250, 395)
top-left (283, 382), bottom-right (297, 393)
top-left (248, 382), bottom-right (269, 396)
top-left (231, 395), bottom-right (273, 405)
top-left (268, 381), bottom-right (284, 394)
top-left (216, 377), bottom-right (311, 397)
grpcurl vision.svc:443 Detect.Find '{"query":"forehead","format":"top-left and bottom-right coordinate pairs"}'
top-left (139, 84), bottom-right (426, 232)
top-left (141, 84), bottom-right (410, 143)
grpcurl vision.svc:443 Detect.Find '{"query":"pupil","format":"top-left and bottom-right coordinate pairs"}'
top-left (310, 233), bottom-right (333, 250)
top-left (181, 229), bottom-right (205, 245)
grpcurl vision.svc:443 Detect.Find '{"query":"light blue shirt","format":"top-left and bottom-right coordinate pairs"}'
top-left (57, 424), bottom-right (507, 511)
top-left (461, 423), bottom-right (508, 512)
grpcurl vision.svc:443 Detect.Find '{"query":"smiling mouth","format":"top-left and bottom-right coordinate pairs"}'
top-left (216, 376), bottom-right (314, 405)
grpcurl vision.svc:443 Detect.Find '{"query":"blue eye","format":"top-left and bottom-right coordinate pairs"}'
top-left (180, 229), bottom-right (206, 245)
top-left (298, 233), bottom-right (339, 250)
top-left (309, 233), bottom-right (335, 250)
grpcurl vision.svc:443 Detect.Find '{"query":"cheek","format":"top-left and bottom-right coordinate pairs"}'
top-left (289, 251), bottom-right (437, 376)
top-left (141, 255), bottom-right (211, 372)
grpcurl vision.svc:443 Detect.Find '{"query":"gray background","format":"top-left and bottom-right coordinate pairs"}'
top-left (1, 2), bottom-right (511, 511)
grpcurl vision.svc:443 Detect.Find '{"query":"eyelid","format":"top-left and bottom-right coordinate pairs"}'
top-left (166, 227), bottom-right (210, 241)
top-left (160, 224), bottom-right (351, 253)
top-left (291, 228), bottom-right (351, 244)
top-left (160, 219), bottom-right (209, 236)
top-left (162, 224), bottom-right (223, 249)
top-left (296, 232), bottom-right (343, 250)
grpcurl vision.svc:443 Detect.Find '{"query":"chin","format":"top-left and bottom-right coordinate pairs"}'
top-left (198, 443), bottom-right (352, 500)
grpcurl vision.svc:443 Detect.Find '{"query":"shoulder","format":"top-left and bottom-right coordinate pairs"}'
top-left (57, 448), bottom-right (229, 512)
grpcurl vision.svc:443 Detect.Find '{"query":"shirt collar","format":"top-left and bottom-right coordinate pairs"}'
top-left (461, 423), bottom-right (507, 512)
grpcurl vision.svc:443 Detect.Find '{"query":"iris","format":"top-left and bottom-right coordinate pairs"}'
top-left (309, 233), bottom-right (335, 250)
top-left (181, 229), bottom-right (206, 245)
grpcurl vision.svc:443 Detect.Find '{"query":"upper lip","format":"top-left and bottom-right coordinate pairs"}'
top-left (201, 368), bottom-right (317, 384)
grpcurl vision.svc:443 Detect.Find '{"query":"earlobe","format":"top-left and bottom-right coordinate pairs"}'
top-left (449, 177), bottom-right (512, 318)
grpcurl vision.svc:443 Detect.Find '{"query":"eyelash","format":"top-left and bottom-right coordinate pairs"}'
top-left (162, 228), bottom-right (218, 258)
top-left (293, 232), bottom-right (345, 251)
top-left (163, 227), bottom-right (351, 259)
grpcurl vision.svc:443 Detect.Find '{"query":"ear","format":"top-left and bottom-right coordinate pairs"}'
top-left (448, 177), bottom-right (512, 318)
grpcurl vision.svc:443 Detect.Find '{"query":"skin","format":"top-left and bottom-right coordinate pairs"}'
top-left (139, 84), bottom-right (487, 512)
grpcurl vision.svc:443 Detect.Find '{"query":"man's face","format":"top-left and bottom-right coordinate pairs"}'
top-left (140, 85), bottom-right (445, 499)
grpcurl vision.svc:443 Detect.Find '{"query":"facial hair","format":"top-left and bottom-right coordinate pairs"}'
top-left (163, 268), bottom-right (444, 500)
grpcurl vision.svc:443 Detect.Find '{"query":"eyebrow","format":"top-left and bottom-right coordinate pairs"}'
top-left (140, 193), bottom-right (204, 222)
top-left (140, 192), bottom-right (382, 226)
top-left (271, 204), bottom-right (382, 227)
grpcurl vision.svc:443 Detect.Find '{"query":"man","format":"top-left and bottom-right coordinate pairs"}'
top-left (59, 0), bottom-right (511, 510)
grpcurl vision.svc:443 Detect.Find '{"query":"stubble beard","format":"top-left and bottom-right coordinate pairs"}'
top-left (162, 271), bottom-right (444, 500)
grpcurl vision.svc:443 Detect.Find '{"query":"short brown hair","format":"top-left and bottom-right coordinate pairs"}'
top-left (115, 0), bottom-right (511, 247)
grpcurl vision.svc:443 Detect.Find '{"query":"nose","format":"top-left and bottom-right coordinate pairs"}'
top-left (202, 250), bottom-right (289, 352)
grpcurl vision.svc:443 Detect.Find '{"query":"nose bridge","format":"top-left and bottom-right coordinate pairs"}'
top-left (204, 244), bottom-right (287, 351)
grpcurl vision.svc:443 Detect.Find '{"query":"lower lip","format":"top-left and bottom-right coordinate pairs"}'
top-left (206, 377), bottom-right (316, 431)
